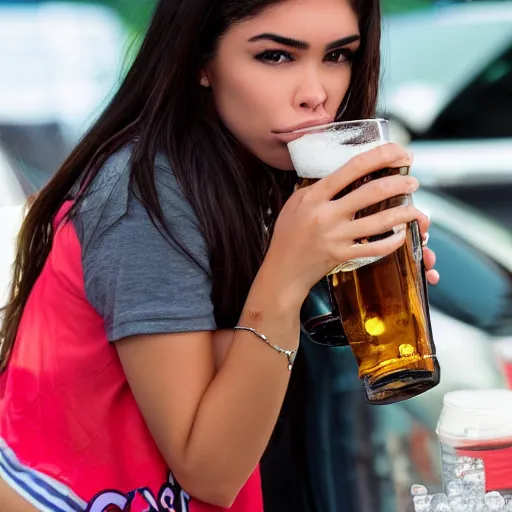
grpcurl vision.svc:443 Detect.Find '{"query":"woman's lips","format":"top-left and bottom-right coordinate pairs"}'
top-left (273, 118), bottom-right (334, 144)
top-left (273, 131), bottom-right (308, 144)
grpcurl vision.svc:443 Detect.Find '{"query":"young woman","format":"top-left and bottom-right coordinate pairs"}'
top-left (0, 0), bottom-right (439, 510)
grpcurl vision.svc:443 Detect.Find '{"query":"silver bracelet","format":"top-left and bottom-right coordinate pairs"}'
top-left (234, 326), bottom-right (298, 371)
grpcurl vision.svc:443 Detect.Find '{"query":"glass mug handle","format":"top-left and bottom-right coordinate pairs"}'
top-left (300, 277), bottom-right (348, 347)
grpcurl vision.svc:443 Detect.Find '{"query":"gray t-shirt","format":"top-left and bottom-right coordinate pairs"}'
top-left (73, 144), bottom-right (217, 342)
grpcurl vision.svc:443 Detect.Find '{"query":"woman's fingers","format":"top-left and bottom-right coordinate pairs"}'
top-left (426, 269), bottom-right (440, 286)
top-left (343, 229), bottom-right (407, 261)
top-left (335, 174), bottom-right (419, 218)
top-left (342, 212), bottom-right (440, 285)
top-left (311, 142), bottom-right (412, 201)
top-left (423, 246), bottom-right (436, 271)
top-left (345, 205), bottom-right (421, 241)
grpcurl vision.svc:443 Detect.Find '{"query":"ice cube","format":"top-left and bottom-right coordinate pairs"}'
top-left (446, 480), bottom-right (464, 498)
top-left (449, 496), bottom-right (466, 512)
top-left (412, 485), bottom-right (429, 496)
top-left (431, 493), bottom-right (452, 512)
top-left (414, 494), bottom-right (433, 512)
top-left (484, 491), bottom-right (505, 511)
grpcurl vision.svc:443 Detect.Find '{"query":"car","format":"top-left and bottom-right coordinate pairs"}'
top-left (379, 2), bottom-right (512, 228)
top-left (0, 1), bottom-right (129, 181)
top-left (380, 2), bottom-right (512, 136)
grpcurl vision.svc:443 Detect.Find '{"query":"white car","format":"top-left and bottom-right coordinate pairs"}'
top-left (0, 1), bottom-right (128, 136)
top-left (0, 2), bottom-right (129, 186)
top-left (380, 1), bottom-right (512, 138)
top-left (379, 2), bottom-right (512, 228)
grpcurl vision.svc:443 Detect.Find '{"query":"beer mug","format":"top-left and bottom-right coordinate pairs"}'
top-left (289, 119), bottom-right (440, 405)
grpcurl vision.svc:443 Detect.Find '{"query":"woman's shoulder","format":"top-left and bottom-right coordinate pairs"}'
top-left (69, 143), bottom-right (215, 341)
top-left (74, 143), bottom-right (204, 254)
top-left (79, 143), bottom-right (186, 211)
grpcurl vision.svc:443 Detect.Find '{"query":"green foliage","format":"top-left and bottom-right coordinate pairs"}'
top-left (383, 0), bottom-right (432, 13)
top-left (70, 0), bottom-right (155, 31)
top-left (67, 0), bottom-right (432, 32)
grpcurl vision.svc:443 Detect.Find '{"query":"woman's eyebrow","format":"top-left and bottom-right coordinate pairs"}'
top-left (247, 33), bottom-right (360, 51)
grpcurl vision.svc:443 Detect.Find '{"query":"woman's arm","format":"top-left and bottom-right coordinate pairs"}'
top-left (117, 260), bottom-right (301, 507)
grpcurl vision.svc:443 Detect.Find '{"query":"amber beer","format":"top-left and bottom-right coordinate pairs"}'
top-left (290, 120), bottom-right (440, 405)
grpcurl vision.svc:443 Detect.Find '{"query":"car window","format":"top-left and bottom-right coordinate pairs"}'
top-left (427, 220), bottom-right (512, 333)
top-left (427, 44), bottom-right (512, 139)
top-left (380, 7), bottom-right (512, 100)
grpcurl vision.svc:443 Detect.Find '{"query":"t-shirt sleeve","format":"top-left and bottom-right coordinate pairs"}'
top-left (76, 148), bottom-right (216, 342)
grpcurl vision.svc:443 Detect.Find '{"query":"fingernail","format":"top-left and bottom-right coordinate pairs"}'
top-left (393, 223), bottom-right (407, 234)
top-left (409, 178), bottom-right (420, 192)
top-left (422, 232), bottom-right (430, 246)
top-left (394, 151), bottom-right (413, 168)
top-left (393, 227), bottom-right (407, 241)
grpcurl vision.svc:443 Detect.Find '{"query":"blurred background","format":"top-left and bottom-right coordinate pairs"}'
top-left (0, 1), bottom-right (511, 511)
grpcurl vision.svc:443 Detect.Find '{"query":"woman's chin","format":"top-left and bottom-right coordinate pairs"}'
top-left (258, 149), bottom-right (296, 172)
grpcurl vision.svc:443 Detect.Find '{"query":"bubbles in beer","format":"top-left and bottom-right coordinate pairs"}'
top-left (399, 343), bottom-right (416, 357)
top-left (364, 316), bottom-right (386, 336)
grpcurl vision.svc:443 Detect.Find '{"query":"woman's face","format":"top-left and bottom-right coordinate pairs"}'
top-left (204, 0), bottom-right (360, 171)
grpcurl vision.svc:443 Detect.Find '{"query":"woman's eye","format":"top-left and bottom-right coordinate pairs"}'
top-left (325, 49), bottom-right (354, 63)
top-left (256, 50), bottom-right (294, 65)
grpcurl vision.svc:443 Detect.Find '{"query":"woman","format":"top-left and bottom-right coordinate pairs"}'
top-left (0, 0), bottom-right (438, 510)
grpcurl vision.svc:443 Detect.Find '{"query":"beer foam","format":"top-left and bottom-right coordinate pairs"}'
top-left (288, 130), bottom-right (388, 179)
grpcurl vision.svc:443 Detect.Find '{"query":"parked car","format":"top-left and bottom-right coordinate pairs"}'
top-left (0, 1), bottom-right (128, 179)
top-left (380, 2), bottom-right (512, 228)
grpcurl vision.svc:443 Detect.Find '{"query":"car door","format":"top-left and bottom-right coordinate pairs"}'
top-left (408, 43), bottom-right (512, 228)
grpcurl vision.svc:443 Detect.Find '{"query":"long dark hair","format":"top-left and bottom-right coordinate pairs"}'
top-left (0, 0), bottom-right (381, 372)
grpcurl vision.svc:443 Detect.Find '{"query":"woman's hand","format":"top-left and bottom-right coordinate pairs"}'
top-left (417, 211), bottom-right (440, 285)
top-left (265, 142), bottom-right (430, 308)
